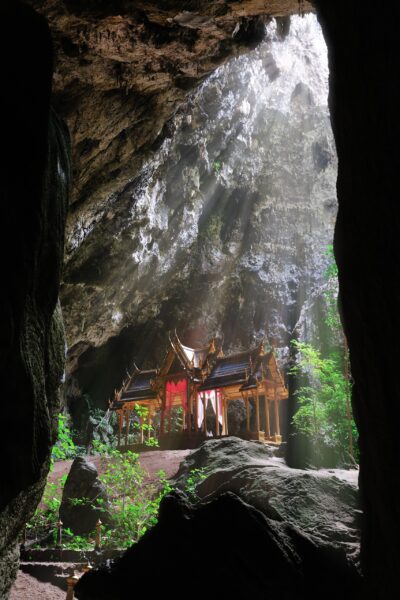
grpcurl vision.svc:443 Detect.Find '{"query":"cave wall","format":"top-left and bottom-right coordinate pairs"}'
top-left (315, 1), bottom-right (400, 596)
top-left (62, 14), bottom-right (337, 412)
top-left (28, 0), bottom-right (312, 227)
top-left (2, 0), bottom-right (400, 597)
top-left (0, 3), bottom-right (70, 596)
top-left (26, 0), bottom-right (314, 369)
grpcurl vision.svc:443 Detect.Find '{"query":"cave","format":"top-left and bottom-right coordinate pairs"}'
top-left (1, 0), bottom-right (399, 598)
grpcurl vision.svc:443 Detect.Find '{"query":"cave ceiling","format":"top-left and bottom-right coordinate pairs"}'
top-left (27, 0), bottom-right (315, 380)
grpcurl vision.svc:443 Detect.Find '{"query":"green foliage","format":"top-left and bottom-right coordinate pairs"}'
top-left (184, 468), bottom-right (208, 501)
top-left (144, 436), bottom-right (160, 448)
top-left (324, 244), bottom-right (338, 279)
top-left (27, 446), bottom-right (173, 550)
top-left (27, 478), bottom-right (64, 540)
top-left (51, 414), bottom-right (77, 462)
top-left (290, 245), bottom-right (358, 464)
top-left (133, 404), bottom-right (159, 448)
top-left (323, 245), bottom-right (341, 334)
top-left (212, 160), bottom-right (222, 173)
top-left (95, 447), bottom-right (172, 548)
top-left (90, 408), bottom-right (118, 447)
top-left (290, 341), bottom-right (356, 455)
top-left (27, 445), bottom-right (209, 551)
top-left (63, 529), bottom-right (93, 550)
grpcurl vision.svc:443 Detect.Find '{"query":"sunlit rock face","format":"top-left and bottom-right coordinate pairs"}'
top-left (63, 15), bottom-right (337, 406)
top-left (29, 0), bottom-right (311, 221)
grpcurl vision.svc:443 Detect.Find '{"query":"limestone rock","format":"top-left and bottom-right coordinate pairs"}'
top-left (27, 0), bottom-right (312, 221)
top-left (175, 438), bottom-right (360, 562)
top-left (0, 3), bottom-right (70, 597)
top-left (74, 489), bottom-right (362, 600)
top-left (61, 15), bottom-right (337, 415)
top-left (60, 457), bottom-right (112, 535)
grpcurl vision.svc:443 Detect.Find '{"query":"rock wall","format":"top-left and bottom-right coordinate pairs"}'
top-left (315, 1), bottom-right (400, 596)
top-left (0, 4), bottom-right (70, 597)
top-left (63, 15), bottom-right (337, 411)
top-left (28, 0), bottom-right (312, 221)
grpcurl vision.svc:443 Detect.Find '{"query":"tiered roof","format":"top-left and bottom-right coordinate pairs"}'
top-left (199, 344), bottom-right (288, 399)
top-left (115, 368), bottom-right (158, 406)
top-left (113, 333), bottom-right (288, 409)
top-left (198, 346), bottom-right (262, 391)
top-left (159, 331), bottom-right (217, 378)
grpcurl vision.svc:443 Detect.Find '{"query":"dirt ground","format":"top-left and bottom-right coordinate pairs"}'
top-left (49, 448), bottom-right (190, 484)
top-left (10, 449), bottom-right (191, 599)
top-left (10, 572), bottom-right (65, 600)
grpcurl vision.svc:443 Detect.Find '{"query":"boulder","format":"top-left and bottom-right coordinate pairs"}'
top-left (75, 490), bottom-right (362, 600)
top-left (59, 457), bottom-right (112, 535)
top-left (174, 437), bottom-right (360, 562)
top-left (75, 438), bottom-right (362, 599)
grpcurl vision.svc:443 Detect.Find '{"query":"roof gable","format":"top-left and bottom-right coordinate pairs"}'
top-left (119, 368), bottom-right (158, 402)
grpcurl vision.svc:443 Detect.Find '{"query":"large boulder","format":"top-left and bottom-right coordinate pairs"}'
top-left (174, 437), bottom-right (360, 562)
top-left (75, 438), bottom-right (362, 599)
top-left (59, 457), bottom-right (112, 535)
top-left (75, 489), bottom-right (362, 600)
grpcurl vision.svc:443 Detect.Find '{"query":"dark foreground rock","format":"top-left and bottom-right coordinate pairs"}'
top-left (75, 438), bottom-right (361, 599)
top-left (75, 490), bottom-right (361, 600)
top-left (59, 457), bottom-right (112, 535)
top-left (0, 3), bottom-right (70, 597)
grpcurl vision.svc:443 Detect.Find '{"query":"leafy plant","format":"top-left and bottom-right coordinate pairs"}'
top-left (90, 408), bottom-right (118, 447)
top-left (93, 446), bottom-right (173, 548)
top-left (212, 160), bottom-right (222, 173)
top-left (290, 246), bottom-right (358, 464)
top-left (51, 413), bottom-right (77, 462)
top-left (27, 479), bottom-right (63, 540)
top-left (184, 468), bottom-right (208, 501)
top-left (132, 404), bottom-right (159, 447)
top-left (323, 245), bottom-right (342, 335)
top-left (290, 341), bottom-right (357, 453)
top-left (27, 439), bottom-right (182, 550)
top-left (62, 528), bottom-right (93, 550)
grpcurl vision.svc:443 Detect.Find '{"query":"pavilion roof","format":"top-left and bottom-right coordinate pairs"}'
top-left (159, 331), bottom-right (218, 377)
top-left (117, 368), bottom-right (158, 403)
top-left (112, 334), bottom-right (288, 408)
top-left (199, 345), bottom-right (288, 399)
top-left (198, 346), bottom-right (262, 391)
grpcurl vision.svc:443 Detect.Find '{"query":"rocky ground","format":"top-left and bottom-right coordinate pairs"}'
top-left (10, 449), bottom-right (190, 599)
top-left (74, 438), bottom-right (361, 599)
top-left (11, 440), bottom-right (361, 599)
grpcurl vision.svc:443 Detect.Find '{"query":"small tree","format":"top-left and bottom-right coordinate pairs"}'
top-left (132, 404), bottom-right (159, 447)
top-left (290, 246), bottom-right (358, 464)
top-left (290, 341), bottom-right (356, 460)
top-left (51, 413), bottom-right (76, 462)
top-left (323, 245), bottom-right (355, 458)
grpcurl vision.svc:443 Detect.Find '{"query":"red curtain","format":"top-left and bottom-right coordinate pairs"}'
top-left (165, 379), bottom-right (188, 412)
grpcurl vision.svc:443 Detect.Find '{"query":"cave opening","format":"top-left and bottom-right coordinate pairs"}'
top-left (63, 14), bottom-right (353, 470)
top-left (9, 2), bottom-right (396, 589)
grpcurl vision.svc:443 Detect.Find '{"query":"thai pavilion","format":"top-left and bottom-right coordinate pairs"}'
top-left (111, 331), bottom-right (288, 449)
